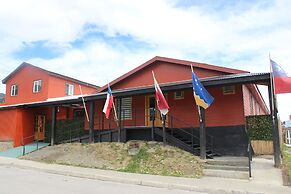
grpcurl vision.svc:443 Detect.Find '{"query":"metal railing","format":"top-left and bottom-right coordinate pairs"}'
top-left (92, 108), bottom-right (215, 155)
top-left (167, 114), bottom-right (215, 154)
top-left (247, 140), bottom-right (253, 177)
top-left (21, 135), bottom-right (38, 156)
top-left (53, 119), bottom-right (87, 144)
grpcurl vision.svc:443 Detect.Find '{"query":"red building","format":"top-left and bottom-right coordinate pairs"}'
top-left (0, 62), bottom-right (98, 146)
top-left (0, 57), bottom-right (271, 157)
top-left (89, 56), bottom-right (269, 156)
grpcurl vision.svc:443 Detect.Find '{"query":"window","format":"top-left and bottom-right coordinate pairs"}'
top-left (33, 80), bottom-right (42, 93)
top-left (286, 130), bottom-right (291, 145)
top-left (115, 97), bottom-right (132, 120)
top-left (11, 84), bottom-right (18, 96)
top-left (174, 91), bottom-right (184, 100)
top-left (66, 83), bottom-right (74, 96)
top-left (250, 95), bottom-right (253, 115)
top-left (223, 85), bottom-right (235, 95)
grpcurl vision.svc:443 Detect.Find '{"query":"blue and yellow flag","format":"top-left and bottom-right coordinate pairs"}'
top-left (191, 66), bottom-right (214, 109)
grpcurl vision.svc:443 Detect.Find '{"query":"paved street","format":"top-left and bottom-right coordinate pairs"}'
top-left (0, 165), bottom-right (206, 194)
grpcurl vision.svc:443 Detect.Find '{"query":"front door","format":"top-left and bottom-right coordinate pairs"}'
top-left (145, 95), bottom-right (168, 127)
top-left (34, 115), bottom-right (45, 141)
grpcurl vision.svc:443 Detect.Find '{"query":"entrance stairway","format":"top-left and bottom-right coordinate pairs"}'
top-left (154, 127), bottom-right (214, 158)
top-left (204, 156), bottom-right (250, 179)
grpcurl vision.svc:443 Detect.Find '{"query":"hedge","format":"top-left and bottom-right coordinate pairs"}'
top-left (246, 115), bottom-right (273, 140)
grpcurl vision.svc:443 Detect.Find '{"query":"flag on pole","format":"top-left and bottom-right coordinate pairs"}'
top-left (270, 59), bottom-right (291, 94)
top-left (152, 71), bottom-right (169, 115)
top-left (191, 66), bottom-right (214, 109)
top-left (103, 84), bottom-right (114, 119)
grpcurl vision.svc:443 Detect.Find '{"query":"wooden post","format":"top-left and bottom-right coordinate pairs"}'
top-left (268, 84), bottom-right (281, 167)
top-left (118, 98), bottom-right (122, 142)
top-left (151, 108), bottom-right (155, 141)
top-left (199, 106), bottom-right (206, 160)
top-left (162, 114), bottom-right (166, 145)
top-left (151, 118), bottom-right (155, 141)
top-left (89, 101), bottom-right (95, 143)
top-left (51, 106), bottom-right (57, 146)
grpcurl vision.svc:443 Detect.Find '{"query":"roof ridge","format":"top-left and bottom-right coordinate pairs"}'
top-left (2, 62), bottom-right (99, 89)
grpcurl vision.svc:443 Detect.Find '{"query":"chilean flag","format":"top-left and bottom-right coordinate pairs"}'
top-left (103, 84), bottom-right (114, 119)
top-left (271, 59), bottom-right (291, 94)
top-left (152, 71), bottom-right (169, 115)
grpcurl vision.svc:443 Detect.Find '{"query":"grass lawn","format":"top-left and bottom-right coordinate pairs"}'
top-left (283, 146), bottom-right (291, 184)
top-left (21, 141), bottom-right (204, 178)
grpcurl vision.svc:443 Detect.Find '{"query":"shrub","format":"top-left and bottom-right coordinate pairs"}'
top-left (246, 115), bottom-right (273, 140)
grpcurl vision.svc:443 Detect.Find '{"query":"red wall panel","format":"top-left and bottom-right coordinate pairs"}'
top-left (5, 66), bottom-right (49, 105)
top-left (4, 65), bottom-right (97, 105)
top-left (0, 109), bottom-right (17, 141)
top-left (112, 62), bottom-right (227, 90)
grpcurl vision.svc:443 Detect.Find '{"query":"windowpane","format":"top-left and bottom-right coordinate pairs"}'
top-left (33, 80), bottom-right (42, 93)
top-left (116, 97), bottom-right (132, 120)
top-left (11, 84), bottom-right (18, 96)
top-left (174, 91), bottom-right (184, 99)
top-left (223, 85), bottom-right (235, 95)
top-left (66, 83), bottom-right (74, 96)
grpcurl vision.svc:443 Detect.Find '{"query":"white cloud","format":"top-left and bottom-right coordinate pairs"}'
top-left (0, 0), bottom-right (291, 120)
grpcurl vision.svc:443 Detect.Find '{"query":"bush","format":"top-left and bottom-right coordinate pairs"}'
top-left (246, 115), bottom-right (273, 140)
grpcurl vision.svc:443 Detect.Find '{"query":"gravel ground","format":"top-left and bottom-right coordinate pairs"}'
top-left (0, 141), bottom-right (13, 152)
top-left (22, 141), bottom-right (204, 178)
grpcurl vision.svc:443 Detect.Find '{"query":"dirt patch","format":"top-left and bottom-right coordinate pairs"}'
top-left (0, 141), bottom-right (13, 152)
top-left (21, 141), bottom-right (204, 178)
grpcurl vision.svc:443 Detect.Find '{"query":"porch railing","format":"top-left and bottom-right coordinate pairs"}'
top-left (166, 114), bottom-right (214, 154)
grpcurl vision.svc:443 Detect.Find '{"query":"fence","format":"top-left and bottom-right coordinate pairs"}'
top-left (246, 115), bottom-right (273, 155)
top-left (45, 118), bottom-right (87, 144)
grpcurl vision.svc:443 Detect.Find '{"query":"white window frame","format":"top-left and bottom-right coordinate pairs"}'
top-left (33, 80), bottom-right (42, 93)
top-left (11, 84), bottom-right (18, 96)
top-left (286, 129), bottom-right (291, 145)
top-left (66, 83), bottom-right (74, 96)
top-left (174, 91), bottom-right (184, 100)
top-left (116, 97), bottom-right (132, 120)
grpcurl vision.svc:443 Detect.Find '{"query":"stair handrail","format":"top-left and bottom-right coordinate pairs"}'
top-left (154, 127), bottom-right (200, 154)
top-left (21, 135), bottom-right (35, 156)
top-left (166, 114), bottom-right (214, 153)
top-left (167, 114), bottom-right (214, 140)
top-left (247, 140), bottom-right (252, 178)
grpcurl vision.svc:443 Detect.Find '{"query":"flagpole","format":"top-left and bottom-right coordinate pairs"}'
top-left (152, 71), bottom-right (167, 145)
top-left (269, 53), bottom-right (275, 115)
top-left (191, 65), bottom-right (206, 159)
top-left (107, 81), bottom-right (120, 142)
top-left (191, 65), bottom-right (203, 121)
top-left (79, 85), bottom-right (89, 122)
top-left (268, 55), bottom-right (281, 167)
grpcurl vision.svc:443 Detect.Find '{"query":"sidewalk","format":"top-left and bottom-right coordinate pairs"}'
top-left (0, 156), bottom-right (290, 194)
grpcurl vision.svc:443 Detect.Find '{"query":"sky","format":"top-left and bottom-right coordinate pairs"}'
top-left (0, 0), bottom-right (291, 120)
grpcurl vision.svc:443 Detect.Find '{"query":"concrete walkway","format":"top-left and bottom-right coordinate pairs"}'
top-left (0, 142), bottom-right (49, 158)
top-left (0, 156), bottom-right (290, 194)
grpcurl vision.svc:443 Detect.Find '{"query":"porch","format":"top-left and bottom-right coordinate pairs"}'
top-left (18, 72), bottom-right (281, 166)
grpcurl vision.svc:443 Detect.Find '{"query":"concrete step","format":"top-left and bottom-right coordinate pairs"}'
top-left (205, 164), bottom-right (249, 171)
top-left (206, 157), bottom-right (249, 167)
top-left (204, 169), bottom-right (249, 179)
